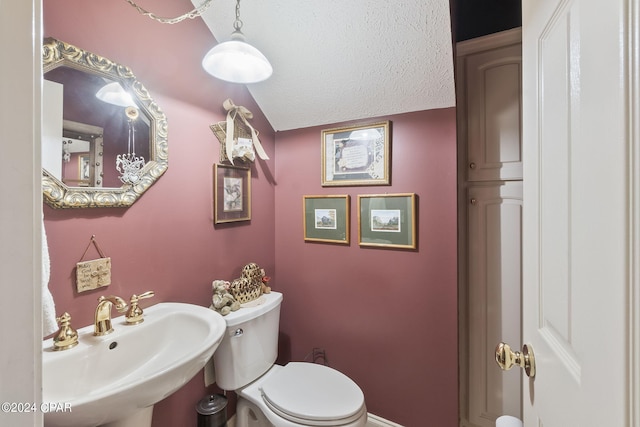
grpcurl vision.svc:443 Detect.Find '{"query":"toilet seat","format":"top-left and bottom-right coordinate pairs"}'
top-left (259, 362), bottom-right (366, 426)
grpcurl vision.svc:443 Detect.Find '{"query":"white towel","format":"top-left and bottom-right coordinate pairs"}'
top-left (42, 214), bottom-right (57, 336)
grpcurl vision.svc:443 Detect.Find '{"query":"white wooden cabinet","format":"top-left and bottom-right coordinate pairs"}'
top-left (457, 28), bottom-right (522, 427)
top-left (467, 181), bottom-right (522, 425)
top-left (459, 31), bottom-right (522, 182)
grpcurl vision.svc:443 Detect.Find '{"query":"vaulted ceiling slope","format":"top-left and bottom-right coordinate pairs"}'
top-left (198, 0), bottom-right (456, 131)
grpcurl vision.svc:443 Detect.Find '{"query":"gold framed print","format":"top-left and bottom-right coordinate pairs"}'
top-left (214, 164), bottom-right (251, 224)
top-left (303, 195), bottom-right (350, 244)
top-left (321, 121), bottom-right (391, 186)
top-left (358, 193), bottom-right (416, 249)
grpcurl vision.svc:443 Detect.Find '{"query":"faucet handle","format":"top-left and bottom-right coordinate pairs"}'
top-left (125, 291), bottom-right (155, 325)
top-left (134, 290), bottom-right (155, 301)
top-left (53, 312), bottom-right (79, 351)
top-left (98, 295), bottom-right (128, 312)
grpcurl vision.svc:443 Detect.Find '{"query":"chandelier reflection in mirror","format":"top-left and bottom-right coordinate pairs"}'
top-left (116, 106), bottom-right (145, 184)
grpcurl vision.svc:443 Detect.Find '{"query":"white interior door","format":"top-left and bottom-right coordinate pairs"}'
top-left (0, 1), bottom-right (42, 427)
top-left (520, 0), bottom-right (638, 425)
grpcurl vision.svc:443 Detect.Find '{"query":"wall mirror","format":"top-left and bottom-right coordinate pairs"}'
top-left (42, 38), bottom-right (168, 208)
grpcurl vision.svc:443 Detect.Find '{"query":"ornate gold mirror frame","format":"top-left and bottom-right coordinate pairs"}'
top-left (42, 38), bottom-right (168, 208)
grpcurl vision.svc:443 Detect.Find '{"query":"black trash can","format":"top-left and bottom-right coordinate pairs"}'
top-left (196, 394), bottom-right (228, 427)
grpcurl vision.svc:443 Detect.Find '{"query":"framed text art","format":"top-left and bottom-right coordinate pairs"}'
top-left (214, 164), bottom-right (251, 224)
top-left (358, 193), bottom-right (416, 249)
top-left (303, 195), bottom-right (350, 244)
top-left (321, 121), bottom-right (391, 186)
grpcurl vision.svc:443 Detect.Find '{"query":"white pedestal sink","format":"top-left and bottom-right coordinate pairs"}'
top-left (42, 302), bottom-right (226, 427)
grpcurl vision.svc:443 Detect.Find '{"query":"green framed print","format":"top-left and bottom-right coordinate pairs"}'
top-left (358, 193), bottom-right (416, 249)
top-left (321, 121), bottom-right (391, 186)
top-left (303, 195), bottom-right (350, 244)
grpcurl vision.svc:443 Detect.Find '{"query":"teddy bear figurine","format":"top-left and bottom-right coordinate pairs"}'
top-left (210, 279), bottom-right (241, 316)
top-left (260, 273), bottom-right (272, 294)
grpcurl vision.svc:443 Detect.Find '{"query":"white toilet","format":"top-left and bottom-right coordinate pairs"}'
top-left (212, 291), bottom-right (367, 427)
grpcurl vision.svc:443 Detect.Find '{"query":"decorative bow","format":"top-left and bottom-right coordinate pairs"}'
top-left (223, 98), bottom-right (269, 164)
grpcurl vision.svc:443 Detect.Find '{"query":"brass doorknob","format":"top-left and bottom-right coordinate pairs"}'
top-left (495, 342), bottom-right (536, 378)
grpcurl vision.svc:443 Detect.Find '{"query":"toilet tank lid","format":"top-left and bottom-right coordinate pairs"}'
top-left (222, 291), bottom-right (283, 326)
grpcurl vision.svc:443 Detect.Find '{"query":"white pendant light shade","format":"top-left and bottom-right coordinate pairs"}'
top-left (202, 0), bottom-right (272, 84)
top-left (95, 82), bottom-right (135, 107)
top-left (202, 40), bottom-right (272, 84)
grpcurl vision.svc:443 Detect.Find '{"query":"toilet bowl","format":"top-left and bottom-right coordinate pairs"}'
top-left (211, 292), bottom-right (367, 427)
top-left (236, 363), bottom-right (367, 427)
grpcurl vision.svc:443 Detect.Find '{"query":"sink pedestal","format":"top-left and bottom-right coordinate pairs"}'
top-left (102, 406), bottom-right (153, 427)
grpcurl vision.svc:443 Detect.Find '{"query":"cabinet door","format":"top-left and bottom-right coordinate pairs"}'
top-left (467, 181), bottom-right (522, 426)
top-left (466, 44), bottom-right (522, 181)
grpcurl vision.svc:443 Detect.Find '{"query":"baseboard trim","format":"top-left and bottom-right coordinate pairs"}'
top-left (366, 413), bottom-right (405, 427)
top-left (226, 412), bottom-right (403, 427)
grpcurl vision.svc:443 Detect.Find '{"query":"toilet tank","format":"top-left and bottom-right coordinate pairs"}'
top-left (213, 291), bottom-right (283, 390)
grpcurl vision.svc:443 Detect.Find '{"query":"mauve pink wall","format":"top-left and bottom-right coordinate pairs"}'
top-left (44, 1), bottom-right (458, 426)
top-left (274, 109), bottom-right (458, 426)
top-left (43, 1), bottom-right (275, 426)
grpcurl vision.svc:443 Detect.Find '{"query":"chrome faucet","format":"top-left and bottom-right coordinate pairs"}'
top-left (94, 295), bottom-right (127, 336)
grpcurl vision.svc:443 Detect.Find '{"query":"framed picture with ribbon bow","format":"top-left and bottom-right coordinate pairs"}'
top-left (210, 98), bottom-right (270, 165)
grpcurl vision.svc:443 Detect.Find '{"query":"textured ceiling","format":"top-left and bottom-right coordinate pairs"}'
top-left (197, 0), bottom-right (456, 131)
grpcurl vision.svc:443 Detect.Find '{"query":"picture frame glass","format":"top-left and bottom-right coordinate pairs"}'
top-left (222, 176), bottom-right (244, 212)
top-left (322, 121), bottom-right (390, 186)
top-left (303, 195), bottom-right (350, 244)
top-left (214, 164), bottom-right (251, 223)
top-left (358, 194), bottom-right (416, 249)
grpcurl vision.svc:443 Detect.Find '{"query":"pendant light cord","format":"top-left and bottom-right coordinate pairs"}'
top-left (123, 0), bottom-right (214, 24)
top-left (233, 0), bottom-right (243, 31)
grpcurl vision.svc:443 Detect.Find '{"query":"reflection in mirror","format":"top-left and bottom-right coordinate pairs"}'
top-left (43, 66), bottom-right (151, 188)
top-left (42, 38), bottom-right (167, 208)
top-left (61, 120), bottom-right (104, 187)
